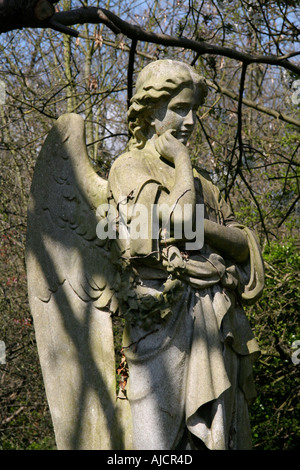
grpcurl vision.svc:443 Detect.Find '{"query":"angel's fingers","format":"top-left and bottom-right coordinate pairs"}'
top-left (165, 129), bottom-right (176, 138)
top-left (154, 136), bottom-right (163, 155)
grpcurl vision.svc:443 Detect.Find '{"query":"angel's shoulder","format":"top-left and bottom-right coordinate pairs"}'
top-left (193, 166), bottom-right (213, 184)
top-left (109, 149), bottom-right (150, 176)
top-left (192, 166), bottom-right (219, 195)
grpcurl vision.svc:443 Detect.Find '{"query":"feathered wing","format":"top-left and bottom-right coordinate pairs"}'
top-left (26, 114), bottom-right (129, 450)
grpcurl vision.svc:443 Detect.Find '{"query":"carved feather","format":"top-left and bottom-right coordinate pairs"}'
top-left (26, 113), bottom-right (121, 450)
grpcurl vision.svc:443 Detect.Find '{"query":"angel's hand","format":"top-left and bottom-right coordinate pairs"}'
top-left (154, 129), bottom-right (189, 164)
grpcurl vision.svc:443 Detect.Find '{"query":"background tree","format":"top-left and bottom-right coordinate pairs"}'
top-left (0, 0), bottom-right (299, 449)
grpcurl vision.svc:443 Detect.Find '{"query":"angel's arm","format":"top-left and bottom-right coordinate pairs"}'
top-left (154, 133), bottom-right (248, 262)
top-left (204, 220), bottom-right (249, 263)
top-left (154, 131), bottom-right (196, 227)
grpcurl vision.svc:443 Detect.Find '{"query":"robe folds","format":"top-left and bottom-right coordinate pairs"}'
top-left (107, 143), bottom-right (264, 450)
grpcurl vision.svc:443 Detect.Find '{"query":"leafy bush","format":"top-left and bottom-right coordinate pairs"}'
top-left (248, 240), bottom-right (300, 450)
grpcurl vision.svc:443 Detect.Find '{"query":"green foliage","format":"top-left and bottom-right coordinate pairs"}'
top-left (248, 240), bottom-right (300, 450)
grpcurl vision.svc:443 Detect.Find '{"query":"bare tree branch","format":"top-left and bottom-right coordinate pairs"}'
top-left (206, 79), bottom-right (300, 129)
top-left (127, 38), bottom-right (137, 109)
top-left (1, 3), bottom-right (299, 75)
top-left (225, 63), bottom-right (247, 200)
top-left (77, 8), bottom-right (300, 75)
top-left (278, 194), bottom-right (300, 228)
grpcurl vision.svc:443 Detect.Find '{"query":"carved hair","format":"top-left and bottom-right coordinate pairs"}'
top-left (127, 60), bottom-right (208, 150)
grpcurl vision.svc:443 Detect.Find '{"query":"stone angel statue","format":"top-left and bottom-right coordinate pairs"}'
top-left (26, 60), bottom-right (264, 450)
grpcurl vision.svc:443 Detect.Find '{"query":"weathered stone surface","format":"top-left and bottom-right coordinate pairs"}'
top-left (26, 113), bottom-right (131, 449)
top-left (27, 60), bottom-right (264, 450)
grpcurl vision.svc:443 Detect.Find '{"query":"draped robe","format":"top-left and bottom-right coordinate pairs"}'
top-left (107, 142), bottom-right (264, 450)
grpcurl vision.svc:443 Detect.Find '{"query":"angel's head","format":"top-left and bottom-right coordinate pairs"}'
top-left (127, 60), bottom-right (208, 150)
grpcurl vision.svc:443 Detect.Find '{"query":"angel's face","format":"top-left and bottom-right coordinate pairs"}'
top-left (149, 85), bottom-right (200, 145)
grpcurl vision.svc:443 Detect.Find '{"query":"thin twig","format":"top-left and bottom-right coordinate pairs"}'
top-left (225, 63), bottom-right (247, 200)
top-left (127, 38), bottom-right (137, 109)
top-left (122, 328), bottom-right (159, 353)
top-left (278, 194), bottom-right (300, 228)
top-left (206, 78), bottom-right (300, 129)
top-left (2, 406), bottom-right (25, 425)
